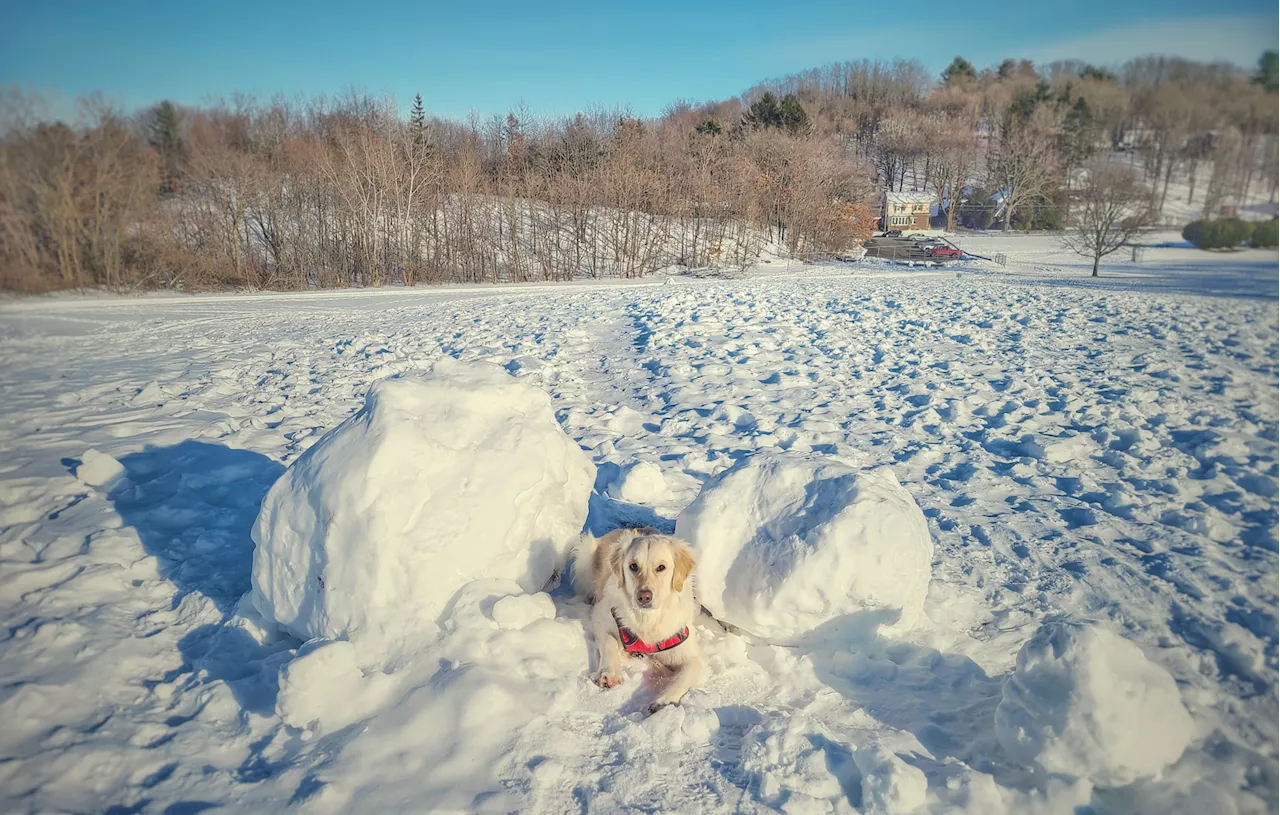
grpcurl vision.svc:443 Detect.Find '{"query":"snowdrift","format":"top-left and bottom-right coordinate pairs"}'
top-left (674, 454), bottom-right (933, 642)
top-left (604, 459), bottom-right (673, 505)
top-left (250, 360), bottom-right (595, 666)
top-left (995, 620), bottom-right (1194, 787)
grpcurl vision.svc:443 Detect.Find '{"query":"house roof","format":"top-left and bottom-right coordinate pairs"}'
top-left (884, 191), bottom-right (934, 205)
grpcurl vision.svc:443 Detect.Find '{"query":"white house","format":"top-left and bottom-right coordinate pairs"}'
top-left (881, 191), bottom-right (935, 231)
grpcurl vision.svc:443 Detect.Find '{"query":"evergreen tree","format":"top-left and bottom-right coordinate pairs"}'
top-left (743, 92), bottom-right (782, 130)
top-left (742, 92), bottom-right (808, 133)
top-left (1058, 97), bottom-right (1100, 175)
top-left (1255, 51), bottom-right (1278, 93)
top-left (409, 93), bottom-right (426, 148)
top-left (1008, 80), bottom-right (1051, 125)
top-left (503, 112), bottom-right (526, 168)
top-left (997, 59), bottom-right (1039, 82)
top-left (695, 118), bottom-right (723, 136)
top-left (778, 94), bottom-right (810, 134)
top-left (148, 101), bottom-right (185, 194)
top-left (1079, 65), bottom-right (1117, 83)
top-left (941, 57), bottom-right (977, 86)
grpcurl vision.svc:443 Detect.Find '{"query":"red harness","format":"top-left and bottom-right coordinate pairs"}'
top-left (612, 608), bottom-right (689, 655)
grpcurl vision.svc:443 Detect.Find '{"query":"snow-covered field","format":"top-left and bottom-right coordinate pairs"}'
top-left (1, 235), bottom-right (1276, 814)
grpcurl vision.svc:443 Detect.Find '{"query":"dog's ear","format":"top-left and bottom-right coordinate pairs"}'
top-left (671, 542), bottom-right (696, 593)
top-left (609, 542), bottom-right (628, 584)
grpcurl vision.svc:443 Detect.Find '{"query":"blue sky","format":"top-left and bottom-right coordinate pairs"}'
top-left (2, 1), bottom-right (1275, 119)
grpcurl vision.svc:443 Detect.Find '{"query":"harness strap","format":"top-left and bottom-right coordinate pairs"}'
top-left (612, 608), bottom-right (689, 654)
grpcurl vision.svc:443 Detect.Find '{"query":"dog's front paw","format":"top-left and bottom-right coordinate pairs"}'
top-left (594, 672), bottom-right (623, 689)
top-left (647, 700), bottom-right (673, 715)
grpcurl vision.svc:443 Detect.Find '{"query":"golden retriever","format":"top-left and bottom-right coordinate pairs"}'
top-left (571, 527), bottom-right (705, 712)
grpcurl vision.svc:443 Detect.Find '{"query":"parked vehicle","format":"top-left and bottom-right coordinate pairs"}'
top-left (883, 230), bottom-right (903, 238)
top-left (927, 246), bottom-right (963, 258)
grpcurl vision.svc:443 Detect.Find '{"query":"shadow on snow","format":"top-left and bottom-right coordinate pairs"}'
top-left (101, 441), bottom-right (298, 737)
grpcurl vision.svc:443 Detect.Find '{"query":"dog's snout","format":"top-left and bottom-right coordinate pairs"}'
top-left (636, 588), bottom-right (653, 606)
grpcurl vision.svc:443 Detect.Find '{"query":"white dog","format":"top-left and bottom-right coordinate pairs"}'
top-left (571, 527), bottom-right (706, 712)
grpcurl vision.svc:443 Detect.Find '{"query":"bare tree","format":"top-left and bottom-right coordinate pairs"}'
top-left (927, 117), bottom-right (982, 232)
top-left (4, 49), bottom-right (1274, 293)
top-left (987, 111), bottom-right (1060, 230)
top-left (1061, 162), bottom-right (1153, 277)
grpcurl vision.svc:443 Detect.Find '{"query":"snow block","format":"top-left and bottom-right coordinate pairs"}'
top-left (76, 449), bottom-right (126, 489)
top-left (674, 453), bottom-right (932, 642)
top-left (250, 360), bottom-right (594, 665)
top-left (995, 620), bottom-right (1194, 787)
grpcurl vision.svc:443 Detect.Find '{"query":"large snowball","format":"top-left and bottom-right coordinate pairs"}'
top-left (995, 620), bottom-right (1194, 787)
top-left (250, 360), bottom-right (594, 666)
top-left (674, 454), bottom-right (933, 641)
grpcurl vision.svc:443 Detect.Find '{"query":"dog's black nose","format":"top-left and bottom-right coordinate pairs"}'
top-left (637, 589), bottom-right (653, 606)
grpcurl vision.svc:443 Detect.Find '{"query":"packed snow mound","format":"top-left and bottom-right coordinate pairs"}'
top-left (995, 620), bottom-right (1195, 787)
top-left (250, 360), bottom-right (595, 666)
top-left (605, 459), bottom-right (672, 504)
top-left (855, 744), bottom-right (929, 813)
top-left (674, 454), bottom-right (933, 641)
top-left (76, 449), bottom-right (126, 489)
top-left (276, 640), bottom-right (401, 736)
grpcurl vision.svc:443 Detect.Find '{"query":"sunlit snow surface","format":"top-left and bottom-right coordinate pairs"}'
top-left (1, 235), bottom-right (1275, 813)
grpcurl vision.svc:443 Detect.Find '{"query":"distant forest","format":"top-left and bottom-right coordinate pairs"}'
top-left (1, 51), bottom-right (1276, 292)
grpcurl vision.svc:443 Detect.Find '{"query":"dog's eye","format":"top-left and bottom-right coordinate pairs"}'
top-left (655, 564), bottom-right (666, 572)
top-left (629, 562), bottom-right (638, 572)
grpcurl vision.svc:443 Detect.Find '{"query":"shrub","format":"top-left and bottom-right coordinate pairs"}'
top-left (1250, 219), bottom-right (1278, 248)
top-left (1031, 196), bottom-right (1067, 231)
top-left (1182, 220), bottom-right (1211, 248)
top-left (1183, 218), bottom-right (1254, 250)
top-left (1221, 218), bottom-right (1254, 247)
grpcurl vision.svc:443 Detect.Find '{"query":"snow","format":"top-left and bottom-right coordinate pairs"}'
top-left (855, 743), bottom-right (930, 813)
top-left (742, 712), bottom-right (861, 812)
top-left (276, 640), bottom-right (402, 736)
top-left (995, 620), bottom-right (1195, 788)
top-left (74, 448), bottom-right (126, 488)
top-left (675, 454), bottom-right (933, 641)
top-left (605, 458), bottom-right (674, 505)
top-left (0, 232), bottom-right (1275, 813)
top-left (250, 360), bottom-right (595, 666)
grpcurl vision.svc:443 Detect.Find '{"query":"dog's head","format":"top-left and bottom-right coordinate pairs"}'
top-left (612, 534), bottom-right (696, 610)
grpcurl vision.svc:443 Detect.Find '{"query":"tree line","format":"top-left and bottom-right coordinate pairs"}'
top-left (0, 51), bottom-right (1275, 292)
top-left (749, 53), bottom-right (1277, 232)
top-left (0, 88), bottom-right (872, 292)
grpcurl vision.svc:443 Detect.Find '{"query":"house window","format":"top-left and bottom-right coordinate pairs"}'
top-left (889, 214), bottom-right (912, 226)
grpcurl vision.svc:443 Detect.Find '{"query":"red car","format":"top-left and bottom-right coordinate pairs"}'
top-left (927, 246), bottom-right (963, 258)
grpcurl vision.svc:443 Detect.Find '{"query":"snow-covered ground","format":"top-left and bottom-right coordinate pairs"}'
top-left (1, 235), bottom-right (1276, 814)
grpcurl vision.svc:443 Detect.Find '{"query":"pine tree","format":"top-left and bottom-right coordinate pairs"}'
top-left (1079, 65), bottom-right (1117, 83)
top-left (778, 94), bottom-right (810, 135)
top-left (1255, 51), bottom-right (1278, 93)
top-left (1058, 97), bottom-right (1100, 178)
top-left (409, 93), bottom-right (426, 148)
top-left (941, 57), bottom-right (977, 87)
top-left (743, 92), bottom-right (782, 130)
top-left (1007, 80), bottom-right (1051, 126)
top-left (695, 118), bottom-right (722, 136)
top-left (503, 112), bottom-right (526, 167)
top-left (148, 101), bottom-right (185, 194)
